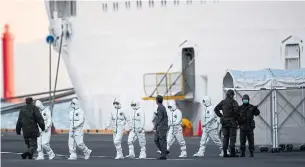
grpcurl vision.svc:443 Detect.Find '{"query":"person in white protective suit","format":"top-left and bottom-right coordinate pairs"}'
top-left (35, 100), bottom-right (55, 160)
top-left (105, 98), bottom-right (128, 159)
top-left (157, 101), bottom-right (187, 158)
top-left (167, 101), bottom-right (187, 157)
top-left (193, 96), bottom-right (223, 157)
top-left (125, 100), bottom-right (147, 159)
top-left (68, 98), bottom-right (92, 160)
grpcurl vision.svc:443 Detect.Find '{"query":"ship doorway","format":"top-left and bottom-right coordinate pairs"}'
top-left (181, 47), bottom-right (195, 96)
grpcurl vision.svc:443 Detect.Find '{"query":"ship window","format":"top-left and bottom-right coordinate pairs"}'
top-left (285, 44), bottom-right (301, 70)
top-left (174, 0), bottom-right (179, 5)
top-left (102, 3), bottom-right (108, 12)
top-left (149, 0), bottom-right (154, 8)
top-left (125, 1), bottom-right (131, 9)
top-left (113, 2), bottom-right (118, 11)
top-left (49, 0), bottom-right (76, 18)
top-left (137, 0), bottom-right (142, 9)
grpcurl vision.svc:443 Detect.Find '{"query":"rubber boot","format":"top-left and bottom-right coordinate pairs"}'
top-left (84, 149), bottom-right (92, 160)
top-left (36, 151), bottom-right (44, 160)
top-left (240, 152), bottom-right (245, 157)
top-left (179, 151), bottom-right (187, 158)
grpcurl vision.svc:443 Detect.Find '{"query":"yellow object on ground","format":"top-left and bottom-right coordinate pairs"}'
top-left (182, 118), bottom-right (193, 137)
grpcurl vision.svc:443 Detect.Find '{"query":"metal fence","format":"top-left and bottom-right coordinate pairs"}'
top-left (224, 88), bottom-right (305, 148)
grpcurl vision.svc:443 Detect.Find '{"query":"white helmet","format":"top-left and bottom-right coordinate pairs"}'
top-left (202, 96), bottom-right (212, 107)
top-left (167, 100), bottom-right (177, 111)
top-left (35, 100), bottom-right (45, 111)
top-left (130, 100), bottom-right (140, 110)
top-left (113, 98), bottom-right (121, 109)
top-left (70, 98), bottom-right (80, 109)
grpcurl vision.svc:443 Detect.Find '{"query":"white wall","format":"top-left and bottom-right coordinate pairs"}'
top-left (58, 1), bottom-right (305, 130)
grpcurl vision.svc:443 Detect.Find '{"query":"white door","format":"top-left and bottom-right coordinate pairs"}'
top-left (285, 44), bottom-right (300, 70)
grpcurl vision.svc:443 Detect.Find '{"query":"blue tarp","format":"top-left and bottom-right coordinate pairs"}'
top-left (224, 68), bottom-right (305, 89)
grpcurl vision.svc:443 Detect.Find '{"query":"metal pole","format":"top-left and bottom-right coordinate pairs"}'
top-left (49, 43), bottom-right (52, 109)
top-left (50, 32), bottom-right (64, 113)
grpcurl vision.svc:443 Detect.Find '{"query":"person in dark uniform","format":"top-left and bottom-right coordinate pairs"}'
top-left (237, 94), bottom-right (260, 157)
top-left (153, 95), bottom-right (169, 160)
top-left (16, 97), bottom-right (45, 159)
top-left (214, 89), bottom-right (239, 157)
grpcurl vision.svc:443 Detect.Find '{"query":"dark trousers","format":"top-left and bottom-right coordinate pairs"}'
top-left (222, 127), bottom-right (237, 151)
top-left (24, 138), bottom-right (38, 155)
top-left (154, 129), bottom-right (167, 157)
top-left (240, 128), bottom-right (254, 153)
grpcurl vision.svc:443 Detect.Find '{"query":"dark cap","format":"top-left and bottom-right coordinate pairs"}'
top-left (25, 97), bottom-right (33, 104)
top-left (226, 89), bottom-right (235, 98)
top-left (156, 95), bottom-right (163, 104)
top-left (242, 94), bottom-right (250, 100)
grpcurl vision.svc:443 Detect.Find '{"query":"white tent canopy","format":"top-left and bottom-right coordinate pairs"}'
top-left (223, 68), bottom-right (305, 90)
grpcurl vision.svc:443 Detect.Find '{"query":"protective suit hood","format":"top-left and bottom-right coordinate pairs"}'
top-left (35, 100), bottom-right (45, 110)
top-left (70, 98), bottom-right (80, 110)
top-left (168, 100), bottom-right (177, 111)
top-left (113, 98), bottom-right (121, 109)
top-left (131, 100), bottom-right (140, 110)
top-left (202, 96), bottom-right (212, 107)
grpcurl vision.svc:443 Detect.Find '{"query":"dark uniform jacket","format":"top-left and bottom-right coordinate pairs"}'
top-left (154, 104), bottom-right (168, 130)
top-left (237, 104), bottom-right (260, 130)
top-left (16, 104), bottom-right (45, 138)
top-left (214, 97), bottom-right (239, 128)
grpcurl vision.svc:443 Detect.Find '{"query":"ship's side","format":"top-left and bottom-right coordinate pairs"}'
top-left (45, 1), bottom-right (305, 131)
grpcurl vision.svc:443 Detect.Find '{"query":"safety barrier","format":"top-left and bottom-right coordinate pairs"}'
top-left (223, 88), bottom-right (305, 151)
top-left (142, 72), bottom-right (185, 100)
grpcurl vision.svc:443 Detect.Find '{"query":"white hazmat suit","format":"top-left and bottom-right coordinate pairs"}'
top-left (125, 100), bottom-right (146, 159)
top-left (194, 96), bottom-right (223, 157)
top-left (158, 101), bottom-right (187, 158)
top-left (105, 98), bottom-right (128, 159)
top-left (35, 100), bottom-right (55, 160)
top-left (68, 98), bottom-right (92, 160)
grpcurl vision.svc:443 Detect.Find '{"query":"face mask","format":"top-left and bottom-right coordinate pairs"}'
top-left (243, 99), bottom-right (249, 104)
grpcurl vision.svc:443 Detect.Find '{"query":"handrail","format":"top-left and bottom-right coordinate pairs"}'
top-left (148, 64), bottom-right (173, 97)
top-left (1, 90), bottom-right (75, 113)
top-left (1, 97), bottom-right (75, 115)
top-left (1, 88), bottom-right (74, 102)
top-left (143, 72), bottom-right (183, 97)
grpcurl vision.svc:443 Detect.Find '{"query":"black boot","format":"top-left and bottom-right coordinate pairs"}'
top-left (240, 152), bottom-right (245, 157)
top-left (223, 149), bottom-right (229, 157)
top-left (158, 156), bottom-right (167, 160)
top-left (21, 152), bottom-right (29, 159)
top-left (249, 151), bottom-right (254, 157)
top-left (27, 153), bottom-right (33, 159)
top-left (230, 149), bottom-right (238, 157)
